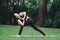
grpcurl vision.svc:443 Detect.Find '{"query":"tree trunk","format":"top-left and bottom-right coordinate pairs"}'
top-left (37, 0), bottom-right (48, 26)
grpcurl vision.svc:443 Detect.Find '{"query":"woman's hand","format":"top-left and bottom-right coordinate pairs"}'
top-left (21, 23), bottom-right (24, 26)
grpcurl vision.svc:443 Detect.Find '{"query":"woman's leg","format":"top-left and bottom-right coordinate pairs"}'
top-left (28, 18), bottom-right (46, 36)
top-left (31, 24), bottom-right (45, 36)
top-left (18, 26), bottom-right (24, 35)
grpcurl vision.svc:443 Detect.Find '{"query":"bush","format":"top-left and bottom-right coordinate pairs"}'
top-left (53, 12), bottom-right (60, 28)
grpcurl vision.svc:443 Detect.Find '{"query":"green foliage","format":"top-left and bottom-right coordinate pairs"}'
top-left (0, 0), bottom-right (60, 28)
top-left (44, 0), bottom-right (60, 28)
top-left (0, 0), bottom-right (40, 24)
top-left (44, 12), bottom-right (60, 28)
top-left (47, 0), bottom-right (53, 11)
top-left (25, 0), bottom-right (40, 22)
top-left (53, 12), bottom-right (60, 28)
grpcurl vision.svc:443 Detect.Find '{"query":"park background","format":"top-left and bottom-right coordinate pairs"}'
top-left (0, 0), bottom-right (60, 28)
top-left (0, 0), bottom-right (60, 40)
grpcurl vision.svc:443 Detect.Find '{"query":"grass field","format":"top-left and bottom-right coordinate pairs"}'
top-left (0, 25), bottom-right (60, 40)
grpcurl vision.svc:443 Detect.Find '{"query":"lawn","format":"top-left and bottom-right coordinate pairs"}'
top-left (0, 25), bottom-right (60, 40)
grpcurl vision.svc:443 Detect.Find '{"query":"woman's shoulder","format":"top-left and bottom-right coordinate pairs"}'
top-left (19, 11), bottom-right (26, 14)
top-left (20, 11), bottom-right (26, 13)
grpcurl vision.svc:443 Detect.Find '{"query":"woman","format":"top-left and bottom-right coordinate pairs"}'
top-left (14, 11), bottom-right (46, 36)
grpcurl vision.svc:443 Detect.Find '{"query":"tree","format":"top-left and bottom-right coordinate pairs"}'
top-left (37, 0), bottom-right (48, 26)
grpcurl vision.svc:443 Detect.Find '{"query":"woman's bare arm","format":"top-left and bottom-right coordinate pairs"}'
top-left (23, 12), bottom-right (26, 19)
top-left (22, 12), bottom-right (26, 25)
top-left (19, 12), bottom-right (26, 26)
top-left (19, 12), bottom-right (26, 19)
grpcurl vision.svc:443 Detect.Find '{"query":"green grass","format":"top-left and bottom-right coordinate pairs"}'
top-left (0, 25), bottom-right (60, 40)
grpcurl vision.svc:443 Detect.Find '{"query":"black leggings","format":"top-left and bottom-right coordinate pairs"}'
top-left (19, 18), bottom-right (45, 36)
